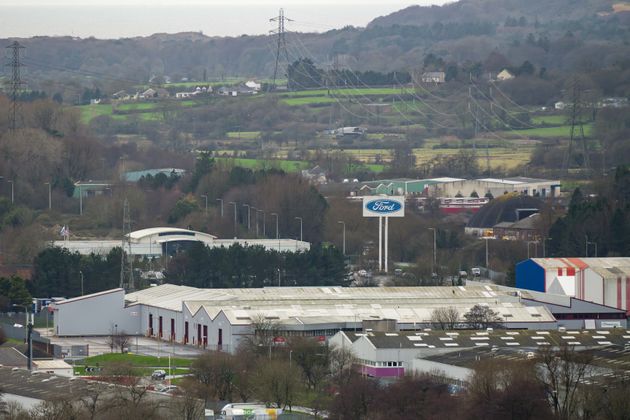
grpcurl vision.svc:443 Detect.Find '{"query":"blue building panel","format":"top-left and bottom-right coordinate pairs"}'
top-left (516, 259), bottom-right (545, 292)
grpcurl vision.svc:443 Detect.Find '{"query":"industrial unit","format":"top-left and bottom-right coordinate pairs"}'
top-left (51, 284), bottom-right (556, 353)
top-left (516, 258), bottom-right (630, 315)
top-left (53, 227), bottom-right (310, 257)
top-left (428, 177), bottom-right (561, 199)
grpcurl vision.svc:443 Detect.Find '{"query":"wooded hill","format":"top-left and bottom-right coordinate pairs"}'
top-left (2, 0), bottom-right (629, 94)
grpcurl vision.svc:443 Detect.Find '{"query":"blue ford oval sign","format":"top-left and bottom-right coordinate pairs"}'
top-left (366, 200), bottom-right (401, 214)
top-left (363, 197), bottom-right (405, 217)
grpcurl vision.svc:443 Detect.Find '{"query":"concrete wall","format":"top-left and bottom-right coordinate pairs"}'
top-left (53, 290), bottom-right (139, 336)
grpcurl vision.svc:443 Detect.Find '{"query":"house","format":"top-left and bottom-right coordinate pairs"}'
top-left (334, 127), bottom-right (366, 138)
top-left (112, 90), bottom-right (130, 101)
top-left (496, 69), bottom-right (515, 81)
top-left (421, 71), bottom-right (446, 84)
top-left (218, 87), bottom-right (238, 97)
top-left (301, 165), bottom-right (328, 185)
top-left (554, 101), bottom-right (567, 110)
top-left (141, 88), bottom-right (157, 99)
top-left (492, 213), bottom-right (542, 241)
top-left (245, 80), bottom-right (262, 91)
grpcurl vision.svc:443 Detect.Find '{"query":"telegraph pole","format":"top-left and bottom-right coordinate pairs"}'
top-left (270, 8), bottom-right (292, 91)
top-left (6, 41), bottom-right (25, 131)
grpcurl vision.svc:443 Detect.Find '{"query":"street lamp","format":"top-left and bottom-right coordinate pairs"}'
top-left (44, 182), bottom-right (51, 210)
top-left (216, 198), bottom-right (224, 217)
top-left (13, 304), bottom-right (33, 370)
top-left (295, 217), bottom-right (303, 242)
top-left (7, 180), bottom-right (14, 204)
top-left (271, 213), bottom-right (279, 251)
top-left (543, 237), bottom-right (552, 258)
top-left (243, 204), bottom-right (251, 231)
top-left (259, 209), bottom-right (266, 237)
top-left (229, 202), bottom-right (237, 238)
top-left (252, 207), bottom-right (259, 236)
top-left (78, 183), bottom-right (83, 215)
top-left (80, 270), bottom-right (84, 296)
top-left (201, 194), bottom-right (208, 215)
top-left (428, 228), bottom-right (437, 276)
top-left (338, 221), bottom-right (346, 256)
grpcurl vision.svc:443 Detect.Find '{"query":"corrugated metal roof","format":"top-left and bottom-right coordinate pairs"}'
top-left (123, 284), bottom-right (554, 324)
top-left (530, 258), bottom-right (630, 271)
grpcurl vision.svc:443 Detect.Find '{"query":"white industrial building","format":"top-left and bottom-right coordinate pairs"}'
top-left (53, 227), bottom-right (310, 256)
top-left (428, 177), bottom-right (561, 199)
top-left (51, 284), bottom-right (557, 354)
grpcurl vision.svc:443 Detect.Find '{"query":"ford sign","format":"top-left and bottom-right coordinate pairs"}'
top-left (363, 196), bottom-right (405, 217)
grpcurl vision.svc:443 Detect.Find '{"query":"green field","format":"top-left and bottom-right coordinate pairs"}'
top-left (282, 96), bottom-right (338, 106)
top-left (531, 115), bottom-right (568, 125)
top-left (283, 87), bottom-right (414, 97)
top-left (505, 124), bottom-right (593, 138)
top-left (77, 353), bottom-right (194, 367)
top-left (214, 157), bottom-right (311, 172)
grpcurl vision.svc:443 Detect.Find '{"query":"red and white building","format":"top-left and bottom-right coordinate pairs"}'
top-left (517, 258), bottom-right (630, 315)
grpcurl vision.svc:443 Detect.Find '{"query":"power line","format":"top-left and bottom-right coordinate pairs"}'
top-left (6, 41), bottom-right (26, 131)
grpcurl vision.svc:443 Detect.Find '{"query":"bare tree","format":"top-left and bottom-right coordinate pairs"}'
top-left (329, 345), bottom-right (357, 387)
top-left (463, 304), bottom-right (502, 329)
top-left (537, 345), bottom-right (593, 420)
top-left (115, 331), bottom-right (131, 353)
top-left (430, 307), bottom-right (459, 330)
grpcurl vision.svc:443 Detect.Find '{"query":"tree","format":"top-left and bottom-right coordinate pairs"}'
top-left (328, 374), bottom-right (379, 420)
top-left (463, 304), bottom-right (502, 329)
top-left (430, 307), bottom-right (459, 330)
top-left (536, 345), bottom-right (593, 420)
top-left (253, 359), bottom-right (302, 410)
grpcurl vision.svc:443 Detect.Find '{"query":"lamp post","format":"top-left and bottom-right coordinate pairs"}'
top-left (201, 195), bottom-right (208, 215)
top-left (262, 211), bottom-right (266, 237)
top-left (428, 228), bottom-right (437, 276)
top-left (585, 234), bottom-right (589, 257)
top-left (216, 198), bottom-right (223, 217)
top-left (79, 184), bottom-right (83, 215)
top-left (483, 236), bottom-right (490, 269)
top-left (277, 268), bottom-right (281, 287)
top-left (80, 270), bottom-right (84, 296)
top-left (271, 213), bottom-right (279, 251)
top-left (7, 180), bottom-right (13, 204)
top-left (45, 182), bottom-right (51, 210)
top-left (243, 204), bottom-right (251, 231)
top-left (295, 217), bottom-right (303, 242)
top-left (338, 221), bottom-right (346, 256)
top-left (543, 237), bottom-right (552, 258)
top-left (252, 207), bottom-right (259, 236)
top-left (229, 202), bottom-right (237, 238)
top-left (13, 303), bottom-right (33, 369)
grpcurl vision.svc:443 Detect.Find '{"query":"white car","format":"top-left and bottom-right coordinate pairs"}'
top-left (471, 267), bottom-right (481, 276)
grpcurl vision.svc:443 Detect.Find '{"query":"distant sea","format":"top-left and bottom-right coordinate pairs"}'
top-left (0, 3), bottom-right (438, 39)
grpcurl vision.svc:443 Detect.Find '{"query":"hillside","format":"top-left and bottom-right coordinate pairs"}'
top-left (369, 0), bottom-right (618, 26)
top-left (2, 0), bottom-right (630, 94)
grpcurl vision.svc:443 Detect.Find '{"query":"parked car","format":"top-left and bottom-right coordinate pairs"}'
top-left (151, 369), bottom-right (166, 380)
top-left (471, 267), bottom-right (481, 276)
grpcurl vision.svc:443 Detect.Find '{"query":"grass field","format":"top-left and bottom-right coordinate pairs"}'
top-left (505, 124), bottom-right (593, 138)
top-left (77, 353), bottom-right (194, 367)
top-left (283, 87), bottom-right (414, 97)
top-left (282, 96), bottom-right (338, 106)
top-left (531, 115), bottom-right (568, 125)
top-left (214, 157), bottom-right (311, 172)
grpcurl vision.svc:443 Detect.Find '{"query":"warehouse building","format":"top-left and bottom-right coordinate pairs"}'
top-left (53, 227), bottom-right (310, 256)
top-left (51, 284), bottom-right (556, 353)
top-left (428, 177), bottom-right (561, 199)
top-left (516, 258), bottom-right (630, 315)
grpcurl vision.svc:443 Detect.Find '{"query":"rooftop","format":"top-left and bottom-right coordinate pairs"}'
top-left (341, 328), bottom-right (630, 352)
top-left (124, 284), bottom-right (555, 324)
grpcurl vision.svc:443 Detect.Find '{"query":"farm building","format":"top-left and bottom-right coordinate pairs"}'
top-left (51, 284), bottom-right (557, 354)
top-left (516, 258), bottom-right (630, 315)
top-left (356, 177), bottom-right (463, 197)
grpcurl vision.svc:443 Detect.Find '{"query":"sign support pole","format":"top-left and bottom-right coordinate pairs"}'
top-left (378, 217), bottom-right (383, 272)
top-left (385, 216), bottom-right (389, 273)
